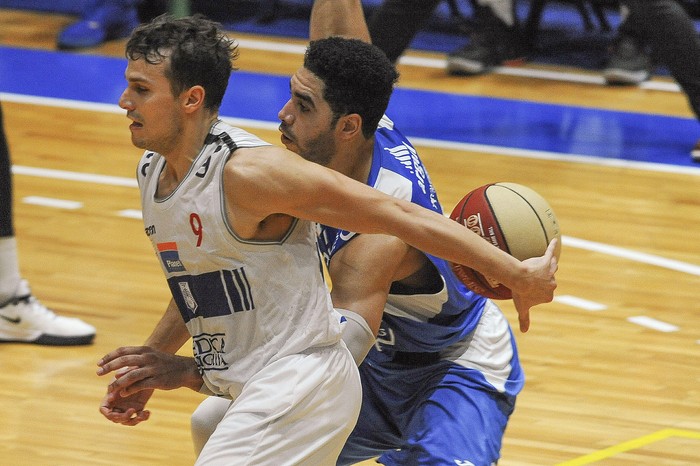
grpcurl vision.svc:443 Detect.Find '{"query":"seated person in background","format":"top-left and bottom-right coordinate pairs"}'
top-left (370, 0), bottom-right (700, 161)
top-left (57, 0), bottom-right (168, 49)
top-left (368, 0), bottom-right (524, 74)
top-left (603, 0), bottom-right (700, 161)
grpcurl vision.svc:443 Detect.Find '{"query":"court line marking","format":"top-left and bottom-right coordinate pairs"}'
top-left (3, 92), bottom-right (700, 177)
top-left (22, 195), bottom-right (82, 210)
top-left (563, 236), bottom-right (700, 276)
top-left (117, 209), bottom-right (143, 219)
top-left (556, 428), bottom-right (700, 465)
top-left (553, 295), bottom-right (606, 311)
top-left (12, 165), bottom-right (138, 187)
top-left (11, 164), bottom-right (700, 278)
top-left (408, 136), bottom-right (700, 177)
top-left (627, 315), bottom-right (679, 333)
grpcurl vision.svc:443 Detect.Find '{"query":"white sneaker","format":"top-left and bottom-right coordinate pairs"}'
top-left (0, 280), bottom-right (96, 345)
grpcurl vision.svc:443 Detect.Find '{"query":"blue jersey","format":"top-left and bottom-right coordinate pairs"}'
top-left (317, 116), bottom-right (489, 357)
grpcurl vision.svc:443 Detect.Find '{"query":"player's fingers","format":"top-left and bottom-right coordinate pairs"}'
top-left (97, 346), bottom-right (150, 368)
top-left (120, 410), bottom-right (150, 426)
top-left (99, 406), bottom-right (134, 423)
top-left (107, 367), bottom-right (152, 395)
top-left (519, 310), bottom-right (530, 333)
top-left (513, 297), bottom-right (531, 333)
top-left (97, 354), bottom-right (147, 377)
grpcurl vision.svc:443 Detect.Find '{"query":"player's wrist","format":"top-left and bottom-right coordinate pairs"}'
top-left (180, 356), bottom-right (205, 392)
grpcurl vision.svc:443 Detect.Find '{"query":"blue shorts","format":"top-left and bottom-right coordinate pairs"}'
top-left (337, 358), bottom-right (517, 466)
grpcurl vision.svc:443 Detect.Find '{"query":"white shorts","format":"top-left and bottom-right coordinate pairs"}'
top-left (195, 342), bottom-right (361, 466)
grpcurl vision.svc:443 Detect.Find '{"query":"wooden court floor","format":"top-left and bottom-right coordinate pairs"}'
top-left (1, 8), bottom-right (699, 466)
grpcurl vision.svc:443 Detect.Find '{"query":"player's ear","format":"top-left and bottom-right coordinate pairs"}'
top-left (338, 113), bottom-right (363, 140)
top-left (183, 85), bottom-right (206, 113)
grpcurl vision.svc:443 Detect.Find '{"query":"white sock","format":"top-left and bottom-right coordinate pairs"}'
top-left (0, 236), bottom-right (22, 303)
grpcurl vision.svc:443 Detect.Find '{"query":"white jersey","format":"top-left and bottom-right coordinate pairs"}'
top-left (137, 120), bottom-right (343, 398)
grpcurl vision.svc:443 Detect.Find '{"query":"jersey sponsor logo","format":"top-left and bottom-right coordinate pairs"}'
top-left (179, 282), bottom-right (198, 313)
top-left (169, 268), bottom-right (255, 323)
top-left (385, 142), bottom-right (429, 195)
top-left (454, 461), bottom-right (477, 466)
top-left (157, 242), bottom-right (186, 273)
top-left (144, 224), bottom-right (156, 236)
top-left (192, 332), bottom-right (228, 371)
top-left (386, 144), bottom-right (415, 171)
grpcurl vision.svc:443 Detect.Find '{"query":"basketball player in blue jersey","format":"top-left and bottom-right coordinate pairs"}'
top-left (188, 1), bottom-right (558, 465)
top-left (293, 3), bottom-right (528, 464)
top-left (97, 12), bottom-right (557, 466)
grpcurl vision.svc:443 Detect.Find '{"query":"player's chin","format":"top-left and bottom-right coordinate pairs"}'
top-left (280, 134), bottom-right (298, 152)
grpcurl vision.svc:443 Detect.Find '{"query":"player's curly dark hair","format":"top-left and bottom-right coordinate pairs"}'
top-left (125, 14), bottom-right (238, 111)
top-left (304, 37), bottom-right (399, 139)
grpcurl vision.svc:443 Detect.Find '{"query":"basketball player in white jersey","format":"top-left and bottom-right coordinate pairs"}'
top-left (192, 1), bottom-right (560, 464)
top-left (97, 13), bottom-right (557, 466)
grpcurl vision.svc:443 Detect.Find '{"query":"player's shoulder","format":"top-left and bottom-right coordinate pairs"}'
top-left (223, 144), bottom-right (296, 186)
top-left (210, 120), bottom-right (271, 150)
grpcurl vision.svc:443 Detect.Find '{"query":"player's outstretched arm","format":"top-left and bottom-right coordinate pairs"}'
top-left (226, 147), bottom-right (557, 312)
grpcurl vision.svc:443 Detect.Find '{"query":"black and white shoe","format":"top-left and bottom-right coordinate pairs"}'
top-left (0, 280), bottom-right (96, 345)
top-left (603, 34), bottom-right (652, 85)
top-left (447, 6), bottom-right (526, 76)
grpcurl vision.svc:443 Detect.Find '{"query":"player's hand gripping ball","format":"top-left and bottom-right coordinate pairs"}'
top-left (449, 182), bottom-right (561, 299)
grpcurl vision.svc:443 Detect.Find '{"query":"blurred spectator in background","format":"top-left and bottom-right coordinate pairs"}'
top-left (56, 0), bottom-right (700, 157)
top-left (370, 0), bottom-right (700, 161)
top-left (368, 0), bottom-right (525, 73)
top-left (56, 0), bottom-right (170, 49)
top-left (603, 0), bottom-right (700, 161)
top-left (57, 0), bottom-right (141, 49)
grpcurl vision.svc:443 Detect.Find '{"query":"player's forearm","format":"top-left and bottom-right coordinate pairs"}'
top-left (386, 201), bottom-right (524, 290)
top-left (310, 0), bottom-right (371, 42)
top-left (144, 298), bottom-right (190, 353)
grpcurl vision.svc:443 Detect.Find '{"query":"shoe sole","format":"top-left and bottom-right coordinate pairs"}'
top-left (0, 333), bottom-right (95, 346)
top-left (603, 68), bottom-right (650, 85)
top-left (446, 56), bottom-right (526, 76)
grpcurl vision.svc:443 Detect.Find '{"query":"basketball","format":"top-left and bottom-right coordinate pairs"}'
top-left (449, 182), bottom-right (561, 299)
